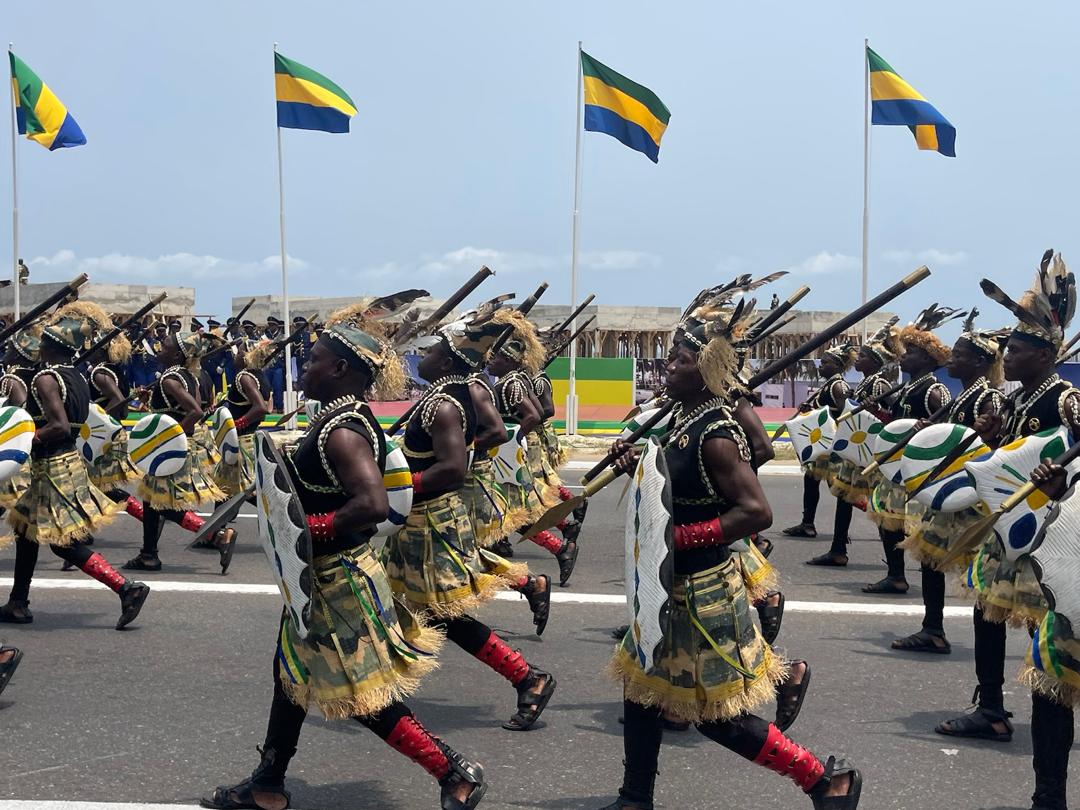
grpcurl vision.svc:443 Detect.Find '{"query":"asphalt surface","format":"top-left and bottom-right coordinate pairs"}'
top-left (0, 462), bottom-right (1070, 810)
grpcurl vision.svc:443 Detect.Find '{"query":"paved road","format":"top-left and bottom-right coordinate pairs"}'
top-left (0, 463), bottom-right (1067, 810)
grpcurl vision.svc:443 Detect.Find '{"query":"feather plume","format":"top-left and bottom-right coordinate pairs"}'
top-left (866, 315), bottom-right (899, 346)
top-left (910, 303), bottom-right (967, 333)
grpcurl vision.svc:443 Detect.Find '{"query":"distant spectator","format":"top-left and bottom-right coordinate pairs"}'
top-left (770, 293), bottom-right (779, 310)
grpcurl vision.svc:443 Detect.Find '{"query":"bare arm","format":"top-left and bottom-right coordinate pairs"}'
top-left (92, 369), bottom-right (128, 421)
top-left (703, 437), bottom-right (773, 540)
top-left (469, 382), bottom-right (509, 453)
top-left (829, 380), bottom-right (851, 419)
top-left (535, 382), bottom-right (556, 421)
top-left (734, 396), bottom-right (774, 467)
top-left (237, 374), bottom-right (268, 427)
top-left (422, 402), bottom-right (469, 492)
top-left (32, 374), bottom-right (70, 447)
top-left (926, 384), bottom-right (949, 415)
top-left (162, 376), bottom-right (202, 436)
top-left (4, 378), bottom-right (27, 408)
top-left (513, 393), bottom-right (542, 435)
top-left (324, 428), bottom-right (389, 529)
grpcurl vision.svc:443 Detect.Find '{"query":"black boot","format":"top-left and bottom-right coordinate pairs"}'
top-left (556, 539), bottom-right (579, 587)
top-left (807, 757), bottom-right (862, 809)
top-left (598, 760), bottom-right (656, 809)
top-left (493, 537), bottom-right (514, 558)
top-left (201, 746), bottom-right (292, 809)
top-left (436, 739), bottom-right (487, 810)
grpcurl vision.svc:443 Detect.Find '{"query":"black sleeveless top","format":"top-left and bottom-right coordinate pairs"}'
top-left (89, 362), bottom-right (131, 420)
top-left (809, 374), bottom-right (849, 412)
top-left (402, 376), bottom-right (475, 502)
top-left (532, 372), bottom-right (553, 401)
top-left (227, 369), bottom-right (270, 435)
top-left (947, 377), bottom-right (1003, 429)
top-left (493, 370), bottom-right (535, 423)
top-left (0, 365), bottom-right (34, 406)
top-left (663, 400), bottom-right (751, 576)
top-left (150, 366), bottom-right (198, 430)
top-left (1002, 376), bottom-right (1079, 442)
top-left (891, 372), bottom-right (951, 420)
top-left (28, 365), bottom-right (90, 459)
top-left (285, 398), bottom-right (386, 556)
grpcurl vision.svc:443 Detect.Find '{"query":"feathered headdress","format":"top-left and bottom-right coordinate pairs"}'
top-left (898, 303), bottom-right (966, 366)
top-left (980, 249), bottom-right (1076, 350)
top-left (862, 315), bottom-right (901, 366)
top-left (493, 308), bottom-right (546, 375)
top-left (955, 308), bottom-right (1008, 387)
top-left (822, 342), bottom-right (858, 372)
top-left (326, 289), bottom-right (429, 343)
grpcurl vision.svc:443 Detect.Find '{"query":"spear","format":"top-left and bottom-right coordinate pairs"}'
top-left (0, 273), bottom-right (89, 345)
top-left (525, 267), bottom-right (932, 536)
top-left (74, 292), bottom-right (168, 365)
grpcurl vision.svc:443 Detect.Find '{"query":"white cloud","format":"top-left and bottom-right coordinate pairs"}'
top-left (413, 246), bottom-right (558, 277)
top-left (580, 250), bottom-right (661, 272)
top-left (882, 248), bottom-right (968, 267)
top-left (28, 249), bottom-right (309, 281)
top-left (780, 251), bottom-right (859, 276)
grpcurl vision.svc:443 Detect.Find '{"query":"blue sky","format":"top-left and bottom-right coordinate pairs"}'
top-left (5, 3), bottom-right (1078, 340)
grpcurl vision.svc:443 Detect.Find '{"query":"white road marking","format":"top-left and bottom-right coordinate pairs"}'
top-left (561, 460), bottom-right (802, 476)
top-left (0, 577), bottom-right (976, 616)
top-left (0, 804), bottom-right (205, 810)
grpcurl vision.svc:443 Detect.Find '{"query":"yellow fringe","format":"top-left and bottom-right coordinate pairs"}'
top-left (5, 507), bottom-right (119, 548)
top-left (742, 560), bottom-right (779, 604)
top-left (606, 645), bottom-right (789, 725)
top-left (1019, 665), bottom-right (1080, 709)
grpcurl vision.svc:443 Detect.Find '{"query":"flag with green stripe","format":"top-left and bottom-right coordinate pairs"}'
top-left (274, 52), bottom-right (357, 134)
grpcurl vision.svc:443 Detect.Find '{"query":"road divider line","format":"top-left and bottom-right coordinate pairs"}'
top-left (0, 577), bottom-right (974, 616)
top-left (561, 460), bottom-right (800, 476)
top-left (0, 803), bottom-right (215, 810)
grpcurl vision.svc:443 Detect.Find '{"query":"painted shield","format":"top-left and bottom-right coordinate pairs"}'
top-left (77, 403), bottom-right (123, 465)
top-left (375, 434), bottom-right (413, 539)
top-left (832, 399), bottom-right (884, 467)
top-left (254, 432), bottom-right (314, 639)
top-left (871, 418), bottom-right (918, 484)
top-left (213, 406), bottom-right (240, 466)
top-left (624, 438), bottom-right (674, 674)
top-left (785, 407), bottom-right (836, 465)
top-left (964, 427), bottom-right (1079, 561)
top-left (899, 423), bottom-right (985, 512)
top-left (129, 413), bottom-right (189, 477)
top-left (619, 406), bottom-right (671, 442)
top-left (491, 424), bottom-right (530, 487)
top-left (0, 406), bottom-right (34, 484)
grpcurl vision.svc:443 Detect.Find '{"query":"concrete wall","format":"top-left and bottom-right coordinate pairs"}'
top-left (0, 282), bottom-right (194, 320)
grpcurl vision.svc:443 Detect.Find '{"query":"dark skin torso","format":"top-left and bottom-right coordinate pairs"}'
top-left (236, 372), bottom-right (268, 427)
top-left (733, 396), bottom-right (774, 468)
top-left (468, 381), bottom-right (509, 453)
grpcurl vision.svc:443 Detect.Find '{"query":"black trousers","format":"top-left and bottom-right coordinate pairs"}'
top-left (971, 606), bottom-right (1007, 716)
top-left (8, 536), bottom-right (96, 603)
top-left (802, 474), bottom-right (854, 555)
top-left (920, 563), bottom-right (946, 637)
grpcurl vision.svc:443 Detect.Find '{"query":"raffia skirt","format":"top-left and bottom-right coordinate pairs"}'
top-left (501, 462), bottom-right (547, 535)
top-left (138, 439), bottom-right (227, 511)
top-left (901, 506), bottom-right (986, 572)
top-left (0, 468), bottom-right (30, 510)
top-left (1023, 610), bottom-right (1080, 708)
top-left (526, 432), bottom-right (562, 508)
top-left (540, 421), bottom-right (567, 469)
top-left (87, 429), bottom-right (142, 491)
top-left (212, 432), bottom-right (256, 497)
top-left (734, 538), bottom-right (779, 603)
top-left (829, 459), bottom-right (877, 508)
top-left (383, 492), bottom-right (526, 630)
top-left (276, 543), bottom-right (443, 720)
top-left (869, 478), bottom-right (922, 533)
top-left (4, 449), bottom-right (122, 546)
top-left (608, 557), bottom-right (788, 724)
top-left (193, 421), bottom-right (222, 468)
top-left (460, 458), bottom-right (507, 548)
top-left (961, 536), bottom-right (1048, 627)
top-left (802, 456), bottom-right (834, 484)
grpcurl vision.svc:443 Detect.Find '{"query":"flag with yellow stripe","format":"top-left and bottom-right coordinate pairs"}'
top-left (868, 46), bottom-right (955, 157)
top-left (581, 51), bottom-right (670, 163)
top-left (274, 52), bottom-right (356, 134)
top-left (8, 51), bottom-right (86, 151)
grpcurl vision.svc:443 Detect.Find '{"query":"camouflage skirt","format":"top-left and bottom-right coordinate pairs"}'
top-left (540, 421), bottom-right (567, 469)
top-left (829, 458), bottom-right (877, 509)
top-left (138, 441), bottom-right (226, 511)
top-left (608, 557), bottom-right (787, 724)
top-left (869, 478), bottom-right (921, 534)
top-left (276, 543), bottom-right (443, 721)
top-left (526, 433), bottom-right (562, 508)
top-left (5, 450), bottom-right (122, 546)
top-left (902, 506), bottom-right (986, 572)
top-left (0, 468), bottom-right (30, 509)
top-left (212, 432), bottom-right (256, 497)
top-left (383, 492), bottom-right (526, 628)
top-left (1022, 610), bottom-right (1080, 708)
top-left (962, 537), bottom-right (1047, 627)
top-left (193, 421), bottom-right (222, 468)
top-left (734, 538), bottom-right (778, 603)
top-left (802, 455), bottom-right (834, 484)
top-left (460, 458), bottom-right (507, 548)
top-left (88, 429), bottom-right (142, 491)
top-left (501, 461), bottom-right (547, 536)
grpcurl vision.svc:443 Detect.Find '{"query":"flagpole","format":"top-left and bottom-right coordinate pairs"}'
top-left (273, 43), bottom-right (295, 426)
top-left (860, 37), bottom-right (870, 342)
top-left (8, 43), bottom-right (19, 321)
top-left (567, 40), bottom-right (584, 436)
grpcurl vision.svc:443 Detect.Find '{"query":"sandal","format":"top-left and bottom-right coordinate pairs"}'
top-left (556, 540), bottom-right (579, 587)
top-left (782, 523), bottom-right (817, 538)
top-left (560, 518), bottom-right (582, 544)
top-left (611, 624), bottom-right (630, 640)
top-left (861, 577), bottom-right (909, 595)
top-left (806, 553), bottom-right (848, 567)
top-left (752, 535), bottom-right (774, 558)
top-left (757, 592), bottom-right (785, 645)
top-left (437, 740), bottom-right (486, 810)
top-left (572, 499), bottom-right (588, 525)
top-left (0, 647), bottom-right (22, 697)
top-left (522, 575), bottom-right (551, 637)
top-left (493, 537), bottom-right (514, 558)
top-left (809, 757), bottom-right (862, 809)
top-left (0, 600), bottom-right (32, 624)
top-left (215, 528), bottom-right (238, 575)
top-left (503, 669), bottom-right (556, 731)
top-left (935, 708), bottom-right (1013, 742)
top-left (201, 747), bottom-right (291, 810)
top-left (891, 630), bottom-right (951, 655)
top-left (122, 554), bottom-right (162, 572)
top-left (116, 582), bottom-right (150, 630)
top-left (775, 660), bottom-right (811, 732)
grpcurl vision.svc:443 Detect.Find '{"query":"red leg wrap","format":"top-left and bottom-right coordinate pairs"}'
top-left (474, 632), bottom-right (530, 686)
top-left (124, 497), bottom-right (144, 522)
top-left (179, 511), bottom-right (204, 533)
top-left (80, 552), bottom-right (127, 593)
top-left (558, 486), bottom-right (573, 502)
top-left (384, 715), bottom-right (450, 780)
top-left (556, 519), bottom-right (570, 531)
top-left (753, 723), bottom-right (825, 793)
top-left (530, 530), bottom-right (563, 555)
top-left (516, 575), bottom-right (530, 589)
